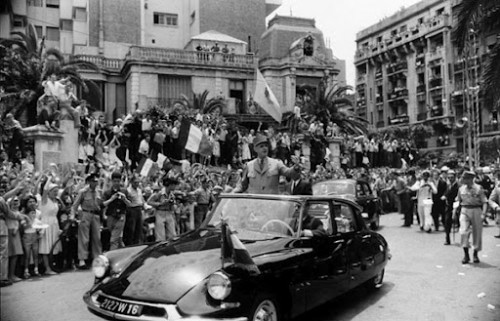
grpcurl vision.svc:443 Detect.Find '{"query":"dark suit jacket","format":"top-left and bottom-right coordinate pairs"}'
top-left (302, 214), bottom-right (327, 238)
top-left (290, 179), bottom-right (313, 195)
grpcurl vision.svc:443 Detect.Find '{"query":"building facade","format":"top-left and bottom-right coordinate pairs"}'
top-left (1, 0), bottom-right (343, 126)
top-left (354, 0), bottom-right (499, 155)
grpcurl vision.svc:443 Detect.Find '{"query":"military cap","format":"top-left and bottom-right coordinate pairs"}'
top-left (462, 171), bottom-right (476, 179)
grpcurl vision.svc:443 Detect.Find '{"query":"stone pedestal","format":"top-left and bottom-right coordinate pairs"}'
top-left (23, 120), bottom-right (79, 171)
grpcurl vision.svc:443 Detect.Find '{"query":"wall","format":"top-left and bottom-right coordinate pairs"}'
top-left (103, 0), bottom-right (140, 45)
top-left (199, 0), bottom-right (266, 52)
top-left (143, 0), bottom-right (187, 48)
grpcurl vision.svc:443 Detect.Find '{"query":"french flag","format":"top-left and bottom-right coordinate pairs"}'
top-left (221, 221), bottom-right (260, 275)
top-left (177, 119), bottom-right (212, 156)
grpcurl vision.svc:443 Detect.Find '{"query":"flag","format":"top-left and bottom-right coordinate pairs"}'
top-left (253, 68), bottom-right (282, 122)
top-left (178, 119), bottom-right (212, 156)
top-left (136, 158), bottom-right (159, 178)
top-left (221, 221), bottom-right (260, 275)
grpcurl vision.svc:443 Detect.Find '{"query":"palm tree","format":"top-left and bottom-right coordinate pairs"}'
top-left (296, 79), bottom-right (368, 135)
top-left (0, 23), bottom-right (100, 124)
top-left (454, 0), bottom-right (500, 109)
top-left (177, 90), bottom-right (227, 114)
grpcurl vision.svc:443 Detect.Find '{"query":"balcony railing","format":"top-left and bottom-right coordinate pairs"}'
top-left (388, 115), bottom-right (409, 125)
top-left (417, 112), bottom-right (427, 121)
top-left (69, 54), bottom-right (124, 71)
top-left (417, 84), bottom-right (426, 93)
top-left (387, 62), bottom-right (408, 75)
top-left (429, 77), bottom-right (442, 88)
top-left (427, 47), bottom-right (443, 61)
top-left (357, 74), bottom-right (367, 83)
top-left (484, 123), bottom-right (499, 133)
top-left (126, 46), bottom-right (256, 68)
top-left (430, 107), bottom-right (443, 117)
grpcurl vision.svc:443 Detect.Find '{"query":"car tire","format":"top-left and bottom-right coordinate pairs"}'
top-left (248, 294), bottom-right (282, 321)
top-left (366, 268), bottom-right (384, 290)
top-left (370, 213), bottom-right (380, 230)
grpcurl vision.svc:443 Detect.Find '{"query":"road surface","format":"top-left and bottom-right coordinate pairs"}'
top-left (1, 213), bottom-right (499, 321)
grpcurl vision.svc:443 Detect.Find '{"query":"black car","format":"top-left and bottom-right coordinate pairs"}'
top-left (84, 194), bottom-right (390, 321)
top-left (312, 179), bottom-right (381, 230)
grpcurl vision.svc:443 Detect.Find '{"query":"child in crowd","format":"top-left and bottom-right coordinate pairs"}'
top-left (22, 204), bottom-right (43, 278)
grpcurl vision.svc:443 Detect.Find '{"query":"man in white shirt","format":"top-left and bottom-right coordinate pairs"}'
top-left (138, 133), bottom-right (150, 160)
top-left (124, 176), bottom-right (145, 245)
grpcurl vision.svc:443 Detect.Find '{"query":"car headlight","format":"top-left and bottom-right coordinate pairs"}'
top-left (92, 255), bottom-right (110, 278)
top-left (207, 272), bottom-right (231, 300)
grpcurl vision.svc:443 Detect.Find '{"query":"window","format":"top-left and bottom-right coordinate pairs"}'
top-left (35, 25), bottom-right (43, 38)
top-left (362, 183), bottom-right (373, 196)
top-left (13, 15), bottom-right (27, 28)
top-left (73, 7), bottom-right (87, 21)
top-left (60, 19), bottom-right (73, 31)
top-left (46, 27), bottom-right (59, 41)
top-left (436, 7), bottom-right (444, 15)
top-left (400, 25), bottom-right (407, 32)
top-left (28, 0), bottom-right (43, 7)
top-left (154, 12), bottom-right (178, 26)
top-left (391, 29), bottom-right (397, 36)
top-left (333, 204), bottom-right (358, 233)
top-left (418, 17), bottom-right (424, 24)
top-left (306, 201), bottom-right (333, 235)
top-left (356, 183), bottom-right (366, 197)
top-left (46, 0), bottom-right (59, 8)
top-left (377, 36), bottom-right (382, 43)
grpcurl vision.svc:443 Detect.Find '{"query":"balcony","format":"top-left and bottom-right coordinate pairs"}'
top-left (388, 115), bottom-right (409, 125)
top-left (417, 112), bottom-right (427, 121)
top-left (357, 74), bottom-right (367, 84)
top-left (429, 77), bottom-right (443, 88)
top-left (484, 123), bottom-right (499, 133)
top-left (430, 107), bottom-right (443, 118)
top-left (126, 46), bottom-right (256, 69)
top-left (388, 88), bottom-right (408, 101)
top-left (417, 84), bottom-right (426, 93)
top-left (426, 13), bottom-right (451, 33)
top-left (376, 95), bottom-right (383, 104)
top-left (69, 54), bottom-right (124, 71)
top-left (427, 47), bottom-right (443, 62)
top-left (387, 62), bottom-right (408, 75)
top-left (375, 70), bottom-right (382, 79)
top-left (376, 120), bottom-right (385, 128)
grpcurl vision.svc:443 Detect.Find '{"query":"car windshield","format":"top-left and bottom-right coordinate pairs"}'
top-left (207, 197), bottom-right (301, 240)
top-left (313, 181), bottom-right (355, 196)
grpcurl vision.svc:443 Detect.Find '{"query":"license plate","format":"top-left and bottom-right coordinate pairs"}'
top-left (100, 296), bottom-right (143, 316)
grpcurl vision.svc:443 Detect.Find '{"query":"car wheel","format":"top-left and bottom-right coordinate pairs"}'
top-left (370, 213), bottom-right (380, 230)
top-left (248, 294), bottom-right (281, 321)
top-left (366, 268), bottom-right (384, 290)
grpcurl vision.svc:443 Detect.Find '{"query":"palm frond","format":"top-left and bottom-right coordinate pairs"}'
top-left (482, 43), bottom-right (500, 109)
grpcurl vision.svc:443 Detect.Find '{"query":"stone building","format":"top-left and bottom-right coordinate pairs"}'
top-left (354, 0), bottom-right (500, 154)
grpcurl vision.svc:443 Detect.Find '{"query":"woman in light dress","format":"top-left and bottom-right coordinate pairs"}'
top-left (241, 131), bottom-right (251, 162)
top-left (38, 178), bottom-right (61, 275)
top-left (412, 170), bottom-right (437, 232)
top-left (107, 135), bottom-right (123, 168)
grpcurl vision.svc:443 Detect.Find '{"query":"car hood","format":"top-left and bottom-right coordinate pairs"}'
top-left (98, 229), bottom-right (296, 303)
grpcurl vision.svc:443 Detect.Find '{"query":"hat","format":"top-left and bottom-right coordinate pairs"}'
top-left (47, 183), bottom-right (59, 191)
top-left (422, 170), bottom-right (430, 177)
top-left (440, 166), bottom-right (450, 172)
top-left (482, 166), bottom-right (491, 174)
top-left (462, 171), bottom-right (476, 179)
top-left (447, 169), bottom-right (456, 175)
top-left (116, 118), bottom-right (123, 123)
top-left (253, 133), bottom-right (269, 147)
top-left (213, 185), bottom-right (223, 191)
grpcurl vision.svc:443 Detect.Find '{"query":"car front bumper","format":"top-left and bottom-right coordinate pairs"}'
top-left (84, 291), bottom-right (247, 321)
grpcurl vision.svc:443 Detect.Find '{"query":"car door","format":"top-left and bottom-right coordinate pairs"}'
top-left (332, 201), bottom-right (369, 289)
top-left (301, 200), bottom-right (347, 311)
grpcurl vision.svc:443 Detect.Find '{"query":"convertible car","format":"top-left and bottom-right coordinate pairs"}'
top-left (312, 179), bottom-right (381, 230)
top-left (84, 194), bottom-right (390, 321)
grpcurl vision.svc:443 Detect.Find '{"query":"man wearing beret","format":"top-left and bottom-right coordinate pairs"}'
top-left (233, 133), bottom-right (301, 194)
top-left (457, 171), bottom-right (488, 264)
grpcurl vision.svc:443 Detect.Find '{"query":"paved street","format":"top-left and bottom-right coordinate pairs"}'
top-left (1, 213), bottom-right (499, 321)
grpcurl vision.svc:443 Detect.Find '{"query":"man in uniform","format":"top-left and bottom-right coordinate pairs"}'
top-left (147, 177), bottom-right (178, 240)
top-left (233, 133), bottom-right (301, 194)
top-left (457, 171), bottom-right (488, 264)
top-left (71, 174), bottom-right (103, 269)
top-left (487, 169), bottom-right (500, 238)
top-left (102, 172), bottom-right (131, 250)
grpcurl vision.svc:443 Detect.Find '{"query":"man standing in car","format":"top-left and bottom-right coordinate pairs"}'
top-left (233, 133), bottom-right (301, 195)
top-left (102, 172), bottom-right (131, 250)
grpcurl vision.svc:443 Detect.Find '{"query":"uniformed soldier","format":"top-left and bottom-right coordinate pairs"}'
top-left (456, 171), bottom-right (488, 264)
top-left (71, 174), bottom-right (103, 269)
top-left (233, 133), bottom-right (301, 194)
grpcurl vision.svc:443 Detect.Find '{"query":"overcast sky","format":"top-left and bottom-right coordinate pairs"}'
top-left (269, 0), bottom-right (422, 86)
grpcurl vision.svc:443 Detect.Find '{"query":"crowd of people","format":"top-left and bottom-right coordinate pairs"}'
top-left (1, 104), bottom-right (499, 288)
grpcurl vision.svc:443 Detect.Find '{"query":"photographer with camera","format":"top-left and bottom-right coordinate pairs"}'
top-left (147, 177), bottom-right (178, 241)
top-left (102, 172), bottom-right (131, 250)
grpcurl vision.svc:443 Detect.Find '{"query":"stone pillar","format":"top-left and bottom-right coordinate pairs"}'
top-left (23, 120), bottom-right (79, 171)
top-left (23, 126), bottom-right (64, 172)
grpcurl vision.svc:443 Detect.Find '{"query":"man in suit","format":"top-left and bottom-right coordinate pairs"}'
top-left (289, 170), bottom-right (313, 195)
top-left (233, 133), bottom-right (301, 194)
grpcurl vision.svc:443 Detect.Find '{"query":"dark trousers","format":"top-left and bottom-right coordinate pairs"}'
top-left (400, 191), bottom-right (413, 225)
top-left (124, 207), bottom-right (143, 246)
top-left (194, 204), bottom-right (209, 229)
top-left (432, 200), bottom-right (446, 231)
top-left (444, 207), bottom-right (453, 240)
